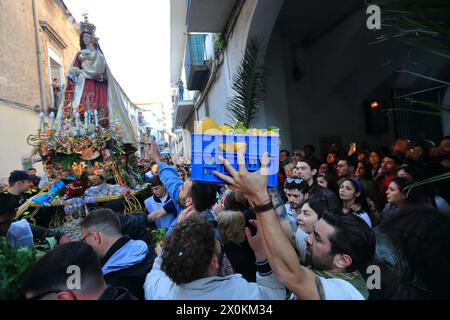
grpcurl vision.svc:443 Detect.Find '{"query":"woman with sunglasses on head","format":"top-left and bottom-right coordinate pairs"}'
top-left (339, 178), bottom-right (372, 227)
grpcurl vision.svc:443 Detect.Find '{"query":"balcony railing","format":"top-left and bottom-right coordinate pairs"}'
top-left (175, 87), bottom-right (195, 102)
top-left (185, 34), bottom-right (210, 91)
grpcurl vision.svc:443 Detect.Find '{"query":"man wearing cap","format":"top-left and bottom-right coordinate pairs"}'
top-left (3, 170), bottom-right (34, 207)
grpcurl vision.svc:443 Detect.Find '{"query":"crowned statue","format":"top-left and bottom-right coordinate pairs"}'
top-left (55, 14), bottom-right (137, 146)
top-left (24, 15), bottom-right (145, 217)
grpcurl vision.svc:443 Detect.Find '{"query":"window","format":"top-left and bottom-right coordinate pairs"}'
top-left (48, 47), bottom-right (64, 112)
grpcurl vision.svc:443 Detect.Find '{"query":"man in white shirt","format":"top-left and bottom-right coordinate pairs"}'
top-left (144, 216), bottom-right (285, 300)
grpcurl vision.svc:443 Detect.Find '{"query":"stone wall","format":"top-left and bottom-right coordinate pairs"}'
top-left (0, 0), bottom-right (80, 177)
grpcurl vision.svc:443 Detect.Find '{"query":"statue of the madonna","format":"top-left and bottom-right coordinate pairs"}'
top-left (56, 15), bottom-right (137, 146)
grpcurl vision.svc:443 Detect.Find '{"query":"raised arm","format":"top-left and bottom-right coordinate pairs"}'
top-left (267, 187), bottom-right (298, 250)
top-left (148, 207), bottom-right (168, 223)
top-left (146, 141), bottom-right (183, 206)
top-left (214, 152), bottom-right (320, 299)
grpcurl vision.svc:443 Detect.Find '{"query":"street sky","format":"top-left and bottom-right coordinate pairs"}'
top-left (64, 0), bottom-right (171, 110)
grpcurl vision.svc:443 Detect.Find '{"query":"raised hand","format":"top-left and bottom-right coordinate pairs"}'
top-left (245, 219), bottom-right (267, 262)
top-left (213, 152), bottom-right (270, 205)
top-left (177, 205), bottom-right (196, 224)
top-left (147, 140), bottom-right (161, 164)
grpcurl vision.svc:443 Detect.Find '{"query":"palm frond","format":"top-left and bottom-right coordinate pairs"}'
top-left (382, 108), bottom-right (442, 117)
top-left (370, 0), bottom-right (450, 188)
top-left (369, 0), bottom-right (450, 58)
top-left (403, 172), bottom-right (450, 196)
top-left (227, 38), bottom-right (268, 127)
top-left (397, 70), bottom-right (450, 85)
top-left (407, 99), bottom-right (450, 113)
top-left (392, 84), bottom-right (449, 99)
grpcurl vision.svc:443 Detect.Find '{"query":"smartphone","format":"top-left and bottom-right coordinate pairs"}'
top-left (350, 143), bottom-right (357, 152)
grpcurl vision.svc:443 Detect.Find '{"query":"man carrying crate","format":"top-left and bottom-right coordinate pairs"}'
top-left (146, 141), bottom-right (218, 236)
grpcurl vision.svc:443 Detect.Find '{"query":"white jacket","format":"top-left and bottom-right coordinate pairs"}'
top-left (144, 255), bottom-right (286, 300)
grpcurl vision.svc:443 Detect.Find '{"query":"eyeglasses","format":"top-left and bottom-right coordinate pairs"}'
top-left (286, 178), bottom-right (304, 184)
top-left (80, 232), bottom-right (92, 242)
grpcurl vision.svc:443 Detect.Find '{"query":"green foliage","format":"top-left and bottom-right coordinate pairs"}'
top-left (214, 33), bottom-right (226, 51)
top-left (404, 171), bottom-right (450, 194)
top-left (0, 237), bottom-right (55, 299)
top-left (150, 228), bottom-right (167, 247)
top-left (57, 153), bottom-right (81, 170)
top-left (227, 38), bottom-right (269, 128)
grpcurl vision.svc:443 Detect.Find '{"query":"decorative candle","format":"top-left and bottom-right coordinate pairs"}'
top-left (49, 112), bottom-right (55, 131)
top-left (39, 112), bottom-right (45, 132)
top-left (94, 110), bottom-right (98, 126)
top-left (84, 111), bottom-right (88, 130)
top-left (56, 112), bottom-right (63, 133)
top-left (75, 112), bottom-right (80, 134)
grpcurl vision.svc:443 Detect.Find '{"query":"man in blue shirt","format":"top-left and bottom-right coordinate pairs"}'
top-left (146, 141), bottom-right (217, 234)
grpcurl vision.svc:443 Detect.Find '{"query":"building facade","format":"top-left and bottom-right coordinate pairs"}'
top-left (136, 102), bottom-right (172, 150)
top-left (0, 0), bottom-right (80, 177)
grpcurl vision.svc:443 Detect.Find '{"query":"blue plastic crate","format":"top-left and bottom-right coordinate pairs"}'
top-left (191, 133), bottom-right (279, 187)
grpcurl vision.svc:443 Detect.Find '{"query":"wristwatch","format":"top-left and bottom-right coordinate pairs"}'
top-left (251, 199), bottom-right (273, 213)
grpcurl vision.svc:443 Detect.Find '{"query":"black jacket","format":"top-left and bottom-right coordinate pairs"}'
top-left (223, 240), bottom-right (257, 282)
top-left (101, 236), bottom-right (156, 300)
top-left (369, 228), bottom-right (433, 300)
top-left (98, 286), bottom-right (138, 300)
top-left (117, 213), bottom-right (150, 243)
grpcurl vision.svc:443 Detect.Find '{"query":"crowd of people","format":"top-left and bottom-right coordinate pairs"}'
top-left (1, 135), bottom-right (449, 300)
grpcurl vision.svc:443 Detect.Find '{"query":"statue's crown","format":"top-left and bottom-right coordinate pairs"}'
top-left (80, 14), bottom-right (96, 35)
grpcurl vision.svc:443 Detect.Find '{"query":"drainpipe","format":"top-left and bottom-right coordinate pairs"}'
top-left (32, 0), bottom-right (47, 112)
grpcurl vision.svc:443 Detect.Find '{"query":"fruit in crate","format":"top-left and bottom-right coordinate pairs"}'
top-left (205, 128), bottom-right (222, 135)
top-left (218, 142), bottom-right (235, 153)
top-left (219, 124), bottom-right (233, 135)
top-left (246, 128), bottom-right (259, 135)
top-left (268, 125), bottom-right (282, 146)
top-left (233, 122), bottom-right (248, 135)
top-left (197, 117), bottom-right (220, 134)
top-left (267, 125), bottom-right (280, 136)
